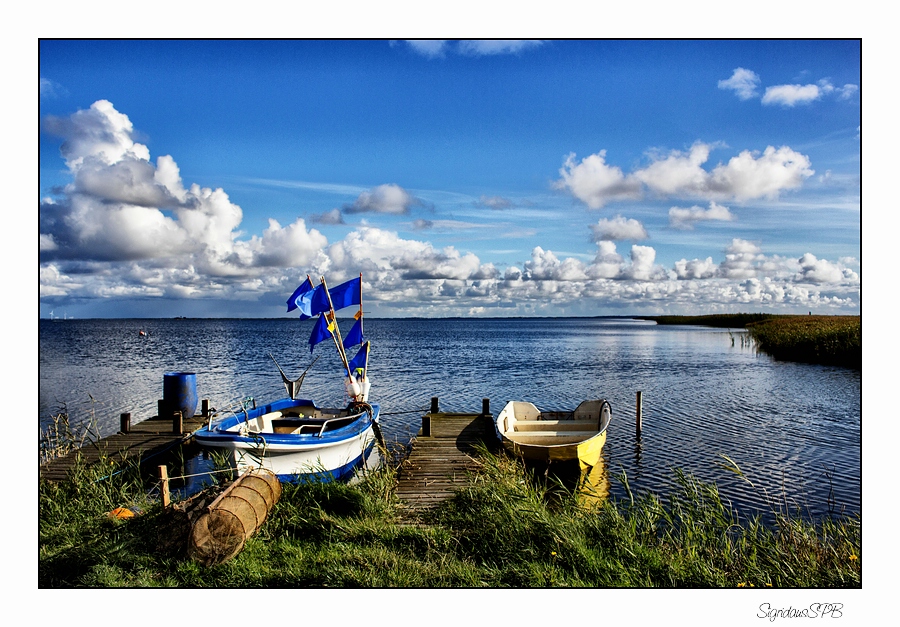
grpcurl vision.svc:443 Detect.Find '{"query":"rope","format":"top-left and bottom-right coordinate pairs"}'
top-left (379, 407), bottom-right (430, 416)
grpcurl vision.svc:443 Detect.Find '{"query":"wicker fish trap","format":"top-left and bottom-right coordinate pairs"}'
top-left (189, 468), bottom-right (282, 566)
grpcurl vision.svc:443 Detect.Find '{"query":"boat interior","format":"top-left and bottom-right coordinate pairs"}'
top-left (500, 400), bottom-right (610, 445)
top-left (228, 405), bottom-right (363, 436)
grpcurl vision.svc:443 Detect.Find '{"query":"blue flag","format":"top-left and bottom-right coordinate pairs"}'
top-left (325, 276), bottom-right (362, 312)
top-left (286, 277), bottom-right (315, 316)
top-left (348, 341), bottom-right (369, 374)
top-left (342, 318), bottom-right (364, 350)
top-left (308, 314), bottom-right (334, 353)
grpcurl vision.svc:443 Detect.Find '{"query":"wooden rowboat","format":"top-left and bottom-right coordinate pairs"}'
top-left (495, 399), bottom-right (612, 471)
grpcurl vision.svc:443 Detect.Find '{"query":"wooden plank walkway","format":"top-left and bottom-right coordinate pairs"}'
top-left (395, 400), bottom-right (499, 519)
top-left (39, 409), bottom-right (210, 482)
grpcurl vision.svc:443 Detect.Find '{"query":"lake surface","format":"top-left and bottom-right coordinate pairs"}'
top-left (39, 317), bottom-right (861, 523)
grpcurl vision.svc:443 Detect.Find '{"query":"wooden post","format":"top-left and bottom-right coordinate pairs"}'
top-left (120, 412), bottom-right (131, 434)
top-left (158, 465), bottom-right (170, 508)
top-left (430, 397), bottom-right (439, 413)
top-left (202, 399), bottom-right (210, 418)
top-left (158, 399), bottom-right (166, 419)
top-left (482, 398), bottom-right (490, 417)
top-left (636, 391), bottom-right (643, 438)
top-left (422, 414), bottom-right (431, 437)
top-left (173, 410), bottom-right (183, 434)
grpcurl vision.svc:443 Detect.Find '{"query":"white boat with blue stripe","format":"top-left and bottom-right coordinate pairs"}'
top-left (195, 273), bottom-right (382, 483)
top-left (194, 397), bottom-right (380, 482)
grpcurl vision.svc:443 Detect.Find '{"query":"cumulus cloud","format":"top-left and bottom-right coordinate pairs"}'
top-left (719, 68), bottom-right (859, 106)
top-left (309, 208), bottom-right (345, 225)
top-left (40, 99), bottom-right (329, 284)
top-left (557, 143), bottom-right (813, 207)
top-left (40, 100), bottom-right (859, 317)
top-left (718, 67), bottom-right (761, 100)
top-left (343, 183), bottom-right (422, 215)
top-left (554, 150), bottom-right (642, 209)
top-left (762, 83), bottom-right (824, 107)
top-left (590, 215), bottom-right (649, 241)
top-left (668, 201), bottom-right (735, 229)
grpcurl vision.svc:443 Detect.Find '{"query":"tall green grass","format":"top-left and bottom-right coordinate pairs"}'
top-left (747, 316), bottom-right (860, 368)
top-left (643, 314), bottom-right (861, 368)
top-left (38, 447), bottom-right (860, 588)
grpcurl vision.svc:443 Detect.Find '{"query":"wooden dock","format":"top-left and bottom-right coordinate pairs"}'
top-left (39, 403), bottom-right (211, 483)
top-left (395, 398), bottom-right (498, 518)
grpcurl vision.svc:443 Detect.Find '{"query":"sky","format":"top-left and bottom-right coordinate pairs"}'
top-left (38, 39), bottom-right (861, 318)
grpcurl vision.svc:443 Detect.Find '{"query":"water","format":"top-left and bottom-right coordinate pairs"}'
top-left (39, 317), bottom-right (861, 523)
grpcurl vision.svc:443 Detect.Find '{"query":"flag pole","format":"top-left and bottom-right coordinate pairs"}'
top-left (320, 276), bottom-right (352, 378)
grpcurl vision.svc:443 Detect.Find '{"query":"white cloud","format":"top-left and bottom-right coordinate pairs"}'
top-left (343, 183), bottom-right (422, 214)
top-left (557, 144), bottom-right (813, 207)
top-left (707, 146), bottom-right (813, 200)
top-left (761, 83), bottom-right (823, 106)
top-left (673, 257), bottom-right (718, 280)
top-left (668, 201), bottom-right (735, 229)
top-left (718, 68), bottom-right (761, 100)
top-left (590, 215), bottom-right (649, 241)
top-left (796, 253), bottom-right (859, 284)
top-left (554, 150), bottom-right (642, 209)
top-left (40, 100), bottom-right (859, 317)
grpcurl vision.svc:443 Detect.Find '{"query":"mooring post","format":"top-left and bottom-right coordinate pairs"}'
top-left (636, 390), bottom-right (643, 438)
top-left (482, 398), bottom-right (490, 417)
top-left (158, 465), bottom-right (170, 508)
top-left (120, 412), bottom-right (131, 434)
top-left (173, 410), bottom-right (183, 434)
top-left (202, 399), bottom-right (210, 418)
top-left (158, 399), bottom-right (165, 419)
top-left (431, 397), bottom-right (439, 413)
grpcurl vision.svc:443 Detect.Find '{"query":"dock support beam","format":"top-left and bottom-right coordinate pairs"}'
top-left (636, 391), bottom-right (643, 438)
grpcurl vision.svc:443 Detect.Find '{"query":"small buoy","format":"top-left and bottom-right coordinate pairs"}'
top-left (139, 329), bottom-right (147, 336)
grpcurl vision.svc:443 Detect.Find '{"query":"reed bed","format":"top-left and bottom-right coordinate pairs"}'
top-left (643, 313), bottom-right (860, 368)
top-left (746, 316), bottom-right (860, 369)
top-left (38, 446), bottom-right (860, 588)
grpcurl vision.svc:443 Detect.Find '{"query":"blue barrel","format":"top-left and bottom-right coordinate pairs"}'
top-left (163, 372), bottom-right (198, 419)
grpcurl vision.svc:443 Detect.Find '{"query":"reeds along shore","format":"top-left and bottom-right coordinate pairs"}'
top-left (38, 445), bottom-right (860, 588)
top-left (642, 314), bottom-right (860, 369)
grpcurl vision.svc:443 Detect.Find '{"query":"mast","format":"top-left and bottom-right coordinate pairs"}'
top-left (319, 276), bottom-right (353, 379)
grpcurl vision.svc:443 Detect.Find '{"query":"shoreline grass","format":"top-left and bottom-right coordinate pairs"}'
top-left (640, 314), bottom-right (860, 369)
top-left (38, 447), bottom-right (860, 588)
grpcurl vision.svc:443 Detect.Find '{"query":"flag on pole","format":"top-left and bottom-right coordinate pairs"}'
top-left (348, 341), bottom-right (369, 374)
top-left (342, 318), bottom-right (364, 350)
top-left (308, 313), bottom-right (333, 353)
top-left (324, 276), bottom-right (362, 312)
top-left (287, 277), bottom-right (319, 318)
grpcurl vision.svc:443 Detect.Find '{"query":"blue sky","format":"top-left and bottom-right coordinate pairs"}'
top-left (39, 39), bottom-right (860, 318)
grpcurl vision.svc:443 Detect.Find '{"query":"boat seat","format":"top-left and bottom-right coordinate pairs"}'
top-left (514, 420), bottom-right (597, 431)
top-left (510, 430), bottom-right (599, 438)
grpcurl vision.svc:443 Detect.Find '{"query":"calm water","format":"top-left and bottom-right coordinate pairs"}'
top-left (39, 318), bottom-right (861, 522)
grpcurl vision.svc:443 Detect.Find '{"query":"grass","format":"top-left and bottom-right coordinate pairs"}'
top-left (38, 446), bottom-right (861, 588)
top-left (641, 313), bottom-right (861, 369)
top-left (746, 316), bottom-right (861, 369)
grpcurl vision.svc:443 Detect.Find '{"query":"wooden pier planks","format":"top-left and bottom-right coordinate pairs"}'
top-left (39, 413), bottom-right (209, 482)
top-left (395, 408), bottom-right (498, 517)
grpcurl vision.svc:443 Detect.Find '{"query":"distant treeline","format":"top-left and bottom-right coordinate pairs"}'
top-left (641, 313), bottom-right (861, 369)
top-left (641, 313), bottom-right (775, 328)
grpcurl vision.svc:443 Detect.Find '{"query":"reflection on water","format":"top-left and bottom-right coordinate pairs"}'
top-left (39, 318), bottom-right (860, 523)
